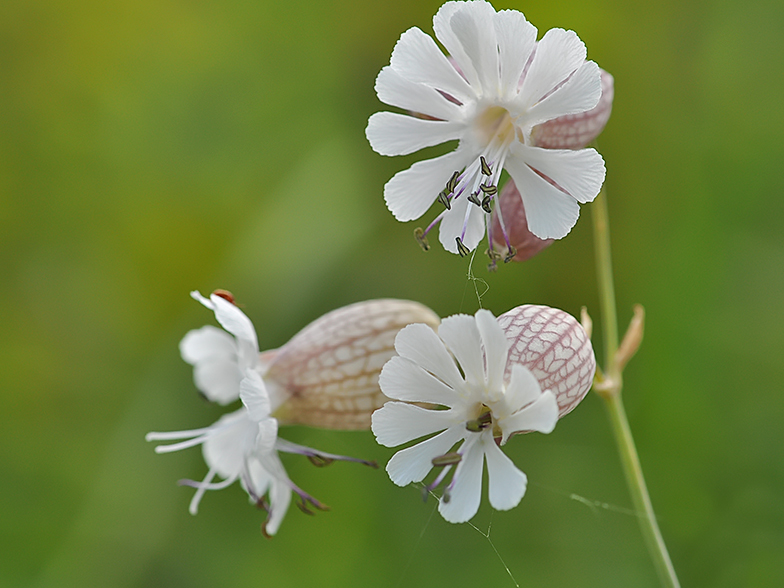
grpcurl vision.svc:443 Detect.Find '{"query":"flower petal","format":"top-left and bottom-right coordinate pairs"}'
top-left (437, 313), bottom-right (484, 390)
top-left (494, 8), bottom-right (537, 99)
top-left (180, 326), bottom-right (242, 404)
top-left (514, 144), bottom-right (606, 204)
top-left (525, 60), bottom-right (601, 128)
top-left (437, 192), bottom-right (486, 254)
top-left (433, 1), bottom-right (482, 90)
top-left (484, 434), bottom-right (527, 510)
top-left (202, 409), bottom-right (256, 479)
top-left (439, 433), bottom-right (484, 523)
top-left (375, 66), bottom-right (465, 121)
top-left (239, 370), bottom-right (271, 423)
top-left (518, 28), bottom-right (587, 109)
top-left (474, 309), bottom-right (509, 394)
top-left (505, 155), bottom-right (581, 240)
top-left (385, 424), bottom-right (466, 486)
top-left (497, 364), bottom-right (543, 420)
top-left (191, 291), bottom-right (259, 353)
top-left (389, 27), bottom-right (475, 104)
top-left (500, 390), bottom-right (559, 443)
top-left (366, 111), bottom-right (463, 156)
top-left (180, 325), bottom-right (236, 364)
top-left (382, 146), bottom-right (474, 221)
top-left (393, 323), bottom-right (466, 392)
top-left (372, 402), bottom-right (461, 447)
top-left (379, 355), bottom-right (459, 405)
top-left (447, 1), bottom-right (499, 95)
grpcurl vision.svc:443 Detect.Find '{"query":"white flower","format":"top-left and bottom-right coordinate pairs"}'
top-left (366, 0), bottom-right (606, 254)
top-left (371, 309), bottom-right (559, 523)
top-left (147, 291), bottom-right (375, 536)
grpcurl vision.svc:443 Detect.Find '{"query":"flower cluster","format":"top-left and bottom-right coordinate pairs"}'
top-left (371, 305), bottom-right (594, 522)
top-left (147, 292), bottom-right (439, 536)
top-left (367, 0), bottom-right (610, 258)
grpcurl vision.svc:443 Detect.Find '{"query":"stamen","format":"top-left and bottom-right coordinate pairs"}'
top-left (480, 156), bottom-right (492, 176)
top-left (481, 196), bottom-right (492, 214)
top-left (432, 452), bottom-right (463, 467)
top-left (275, 438), bottom-right (378, 468)
top-left (467, 192), bottom-right (483, 208)
top-left (307, 455), bottom-right (334, 467)
top-left (504, 245), bottom-right (517, 263)
top-left (479, 184), bottom-right (497, 195)
top-left (414, 227), bottom-right (430, 251)
top-left (437, 189), bottom-right (451, 210)
top-left (465, 410), bottom-right (493, 432)
top-left (455, 237), bottom-right (470, 257)
top-left (446, 170), bottom-right (460, 193)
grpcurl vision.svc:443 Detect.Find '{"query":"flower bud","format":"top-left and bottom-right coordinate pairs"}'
top-left (265, 299), bottom-right (441, 430)
top-left (531, 69), bottom-right (614, 149)
top-left (498, 305), bottom-right (595, 418)
top-left (490, 180), bottom-right (554, 262)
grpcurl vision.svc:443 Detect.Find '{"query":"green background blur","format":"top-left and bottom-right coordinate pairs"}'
top-left (2, 0), bottom-right (782, 586)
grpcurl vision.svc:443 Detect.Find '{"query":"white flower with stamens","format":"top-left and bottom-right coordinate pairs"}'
top-left (366, 0), bottom-right (606, 255)
top-left (371, 309), bottom-right (558, 523)
top-left (147, 291), bottom-right (379, 536)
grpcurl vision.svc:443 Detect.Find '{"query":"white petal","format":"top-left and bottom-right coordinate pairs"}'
top-left (447, 1), bottom-right (499, 95)
top-left (264, 473), bottom-right (292, 536)
top-left (500, 390), bottom-right (559, 442)
top-left (180, 326), bottom-right (236, 365)
top-left (437, 314), bottom-right (484, 390)
top-left (433, 1), bottom-right (482, 89)
top-left (438, 433), bottom-right (484, 523)
top-left (366, 111), bottom-right (463, 156)
top-left (393, 323), bottom-right (466, 392)
top-left (372, 402), bottom-right (461, 447)
top-left (474, 309), bottom-right (509, 393)
top-left (494, 9), bottom-right (537, 99)
top-left (505, 156), bottom-right (581, 240)
top-left (498, 364), bottom-right (543, 420)
top-left (192, 358), bottom-right (242, 405)
top-left (202, 409), bottom-right (256, 479)
top-left (525, 61), bottom-right (601, 127)
top-left (389, 27), bottom-right (475, 104)
top-left (379, 356), bottom-right (459, 405)
top-left (375, 66), bottom-right (465, 121)
top-left (239, 371), bottom-right (271, 423)
top-left (518, 29), bottom-right (587, 108)
top-left (383, 147), bottom-right (474, 221)
top-left (191, 291), bottom-right (259, 353)
top-left (514, 144), bottom-right (605, 204)
top-left (437, 192), bottom-right (486, 254)
top-left (484, 435), bottom-right (527, 510)
top-left (385, 424), bottom-right (466, 486)
top-left (255, 415), bottom-right (279, 453)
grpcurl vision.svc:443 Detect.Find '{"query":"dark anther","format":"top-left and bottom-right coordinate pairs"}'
top-left (479, 183), bottom-right (497, 195)
top-left (455, 237), bottom-right (470, 257)
top-left (296, 501), bottom-right (316, 516)
top-left (437, 189), bottom-right (452, 210)
top-left (481, 195), bottom-right (492, 213)
top-left (480, 156), bottom-right (492, 176)
top-left (432, 452), bottom-right (463, 467)
top-left (414, 227), bottom-right (430, 251)
top-left (446, 170), bottom-right (460, 193)
top-left (467, 192), bottom-right (483, 207)
top-left (465, 410), bottom-right (492, 432)
top-left (307, 455), bottom-right (335, 467)
top-left (504, 245), bottom-right (518, 263)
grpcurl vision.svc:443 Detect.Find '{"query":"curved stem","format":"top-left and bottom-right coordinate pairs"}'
top-left (591, 188), bottom-right (680, 588)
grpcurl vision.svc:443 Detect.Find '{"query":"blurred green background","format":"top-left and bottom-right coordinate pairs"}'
top-left (2, 0), bottom-right (782, 586)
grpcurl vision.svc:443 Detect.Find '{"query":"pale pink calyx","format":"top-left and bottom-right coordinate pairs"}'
top-left (497, 304), bottom-right (595, 418)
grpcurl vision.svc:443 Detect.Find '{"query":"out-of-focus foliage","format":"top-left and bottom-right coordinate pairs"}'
top-left (1, 0), bottom-right (782, 587)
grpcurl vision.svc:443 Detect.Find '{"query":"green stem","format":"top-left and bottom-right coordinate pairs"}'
top-left (591, 188), bottom-right (680, 588)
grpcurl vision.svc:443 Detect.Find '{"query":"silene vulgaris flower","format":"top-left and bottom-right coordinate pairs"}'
top-left (371, 309), bottom-right (560, 523)
top-left (147, 291), bottom-right (439, 536)
top-left (366, 0), bottom-right (608, 258)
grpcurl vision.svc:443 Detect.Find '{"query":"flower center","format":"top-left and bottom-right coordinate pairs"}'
top-left (474, 106), bottom-right (515, 147)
